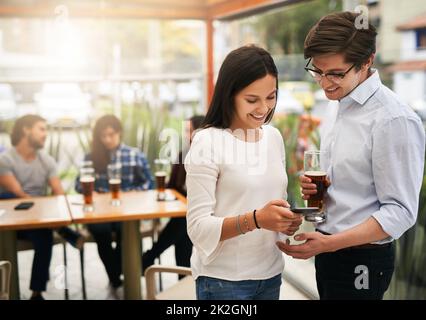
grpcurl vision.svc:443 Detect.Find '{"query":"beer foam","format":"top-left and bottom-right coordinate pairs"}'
top-left (109, 178), bottom-right (121, 184)
top-left (305, 171), bottom-right (327, 176)
top-left (80, 176), bottom-right (95, 183)
top-left (155, 171), bottom-right (167, 177)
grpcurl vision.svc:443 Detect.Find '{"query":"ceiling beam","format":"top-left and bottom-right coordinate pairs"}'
top-left (0, 0), bottom-right (307, 20)
top-left (0, 3), bottom-right (208, 20)
top-left (208, 0), bottom-right (309, 21)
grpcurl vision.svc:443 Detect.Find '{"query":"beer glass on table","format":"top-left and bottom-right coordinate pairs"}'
top-left (154, 159), bottom-right (170, 201)
top-left (303, 150), bottom-right (327, 223)
top-left (81, 160), bottom-right (93, 169)
top-left (80, 167), bottom-right (95, 212)
top-left (108, 163), bottom-right (122, 206)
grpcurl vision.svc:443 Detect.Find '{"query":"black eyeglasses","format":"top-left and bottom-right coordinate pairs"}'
top-left (304, 58), bottom-right (356, 84)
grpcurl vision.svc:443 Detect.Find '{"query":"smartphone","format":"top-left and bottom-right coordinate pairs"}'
top-left (290, 207), bottom-right (319, 215)
top-left (14, 201), bottom-right (34, 210)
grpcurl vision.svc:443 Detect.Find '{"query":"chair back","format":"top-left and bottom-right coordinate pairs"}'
top-left (0, 261), bottom-right (12, 300)
top-left (145, 265), bottom-right (194, 300)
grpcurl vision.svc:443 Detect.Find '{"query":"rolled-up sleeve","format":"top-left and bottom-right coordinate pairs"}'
top-left (372, 116), bottom-right (425, 239)
top-left (184, 130), bottom-right (224, 261)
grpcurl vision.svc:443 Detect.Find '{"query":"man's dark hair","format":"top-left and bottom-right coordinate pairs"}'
top-left (304, 11), bottom-right (377, 70)
top-left (11, 114), bottom-right (46, 146)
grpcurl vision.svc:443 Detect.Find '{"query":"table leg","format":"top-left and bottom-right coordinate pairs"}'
top-left (121, 220), bottom-right (142, 300)
top-left (0, 230), bottom-right (19, 300)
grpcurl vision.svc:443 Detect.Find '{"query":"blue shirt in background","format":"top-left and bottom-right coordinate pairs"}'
top-left (75, 143), bottom-right (154, 193)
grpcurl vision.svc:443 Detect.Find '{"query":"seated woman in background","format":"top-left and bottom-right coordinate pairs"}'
top-left (75, 114), bottom-right (154, 299)
top-left (142, 115), bottom-right (205, 276)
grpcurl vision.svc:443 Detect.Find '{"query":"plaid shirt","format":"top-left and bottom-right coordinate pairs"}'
top-left (75, 144), bottom-right (154, 193)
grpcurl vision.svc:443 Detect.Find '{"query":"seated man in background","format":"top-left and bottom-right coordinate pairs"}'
top-left (0, 115), bottom-right (83, 300)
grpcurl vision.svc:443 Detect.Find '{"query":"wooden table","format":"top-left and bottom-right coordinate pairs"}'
top-left (66, 189), bottom-right (187, 300)
top-left (0, 195), bottom-right (72, 299)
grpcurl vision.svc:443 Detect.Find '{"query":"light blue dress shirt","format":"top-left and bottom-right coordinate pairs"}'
top-left (318, 70), bottom-right (425, 243)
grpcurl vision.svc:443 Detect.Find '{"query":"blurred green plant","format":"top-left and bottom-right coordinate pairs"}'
top-left (255, 0), bottom-right (342, 55)
top-left (0, 120), bottom-right (14, 136)
top-left (273, 114), bottom-right (302, 206)
top-left (272, 113), bottom-right (320, 207)
top-left (120, 101), bottom-right (183, 169)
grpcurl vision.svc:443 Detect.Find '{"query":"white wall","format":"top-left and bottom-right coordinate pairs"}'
top-left (393, 71), bottom-right (426, 104)
top-left (379, 0), bottom-right (426, 63)
top-left (343, 0), bottom-right (362, 11)
top-left (401, 31), bottom-right (426, 61)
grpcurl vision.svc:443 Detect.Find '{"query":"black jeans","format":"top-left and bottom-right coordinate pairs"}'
top-left (315, 242), bottom-right (395, 300)
top-left (87, 222), bottom-right (122, 288)
top-left (143, 217), bottom-right (192, 275)
top-left (17, 229), bottom-right (53, 292)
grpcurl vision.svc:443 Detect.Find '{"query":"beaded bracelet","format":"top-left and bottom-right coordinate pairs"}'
top-left (243, 213), bottom-right (251, 233)
top-left (236, 215), bottom-right (245, 235)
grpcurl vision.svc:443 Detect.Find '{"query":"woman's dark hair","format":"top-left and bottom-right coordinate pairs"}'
top-left (91, 114), bottom-right (122, 173)
top-left (11, 114), bottom-right (46, 146)
top-left (189, 115), bottom-right (205, 131)
top-left (203, 45), bottom-right (278, 129)
top-left (304, 11), bottom-right (377, 70)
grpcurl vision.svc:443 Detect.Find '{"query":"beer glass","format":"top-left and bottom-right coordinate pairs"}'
top-left (304, 150), bottom-right (327, 223)
top-left (80, 167), bottom-right (95, 212)
top-left (107, 163), bottom-right (122, 206)
top-left (154, 159), bottom-right (170, 201)
top-left (81, 160), bottom-right (93, 168)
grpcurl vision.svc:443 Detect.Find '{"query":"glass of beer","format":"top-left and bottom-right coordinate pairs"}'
top-left (80, 167), bottom-right (95, 212)
top-left (304, 150), bottom-right (327, 223)
top-left (154, 159), bottom-right (170, 201)
top-left (107, 163), bottom-right (122, 206)
top-left (81, 160), bottom-right (93, 168)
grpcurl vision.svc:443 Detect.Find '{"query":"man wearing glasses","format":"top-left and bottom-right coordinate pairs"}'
top-left (277, 11), bottom-right (425, 299)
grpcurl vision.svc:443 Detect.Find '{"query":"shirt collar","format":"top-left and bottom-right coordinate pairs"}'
top-left (340, 69), bottom-right (381, 107)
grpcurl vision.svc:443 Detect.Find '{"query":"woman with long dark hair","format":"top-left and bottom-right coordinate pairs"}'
top-left (75, 114), bottom-right (154, 298)
top-left (185, 45), bottom-right (302, 300)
